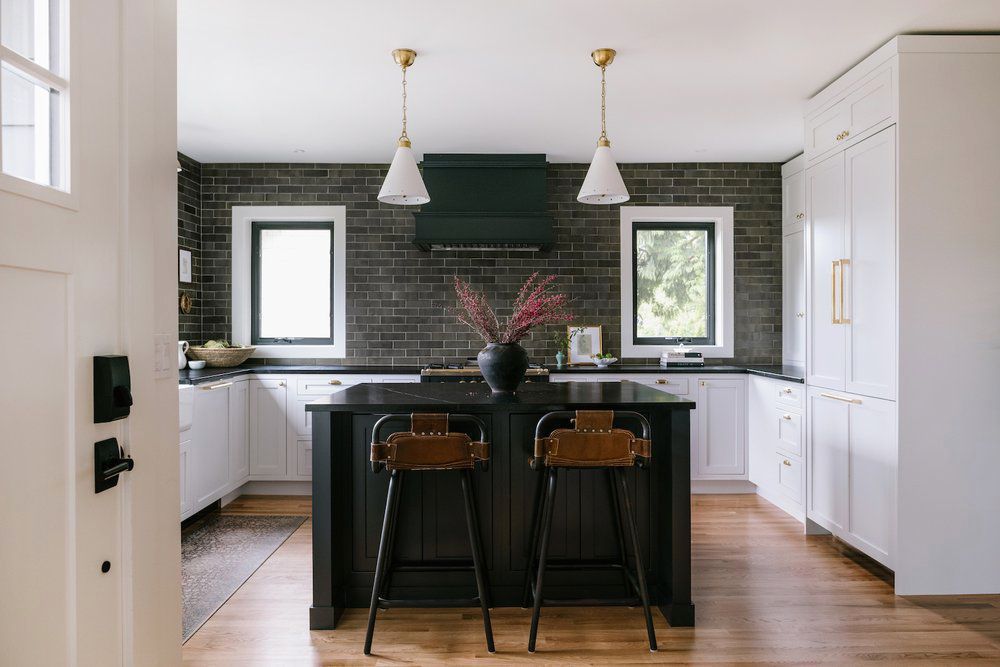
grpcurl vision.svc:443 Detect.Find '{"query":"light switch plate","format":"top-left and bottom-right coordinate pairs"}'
top-left (154, 333), bottom-right (172, 378)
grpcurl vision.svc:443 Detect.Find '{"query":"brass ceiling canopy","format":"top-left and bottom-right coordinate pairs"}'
top-left (392, 48), bottom-right (416, 69)
top-left (591, 48), bottom-right (616, 68)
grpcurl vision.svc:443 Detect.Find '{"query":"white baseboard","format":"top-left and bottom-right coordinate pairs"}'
top-left (226, 480), bottom-right (312, 503)
top-left (755, 486), bottom-right (806, 524)
top-left (691, 479), bottom-right (757, 494)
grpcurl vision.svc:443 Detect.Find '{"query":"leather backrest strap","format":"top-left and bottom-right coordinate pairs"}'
top-left (371, 413), bottom-right (490, 471)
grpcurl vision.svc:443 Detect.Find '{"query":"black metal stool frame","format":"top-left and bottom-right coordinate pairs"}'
top-left (364, 413), bottom-right (495, 655)
top-left (522, 410), bottom-right (657, 653)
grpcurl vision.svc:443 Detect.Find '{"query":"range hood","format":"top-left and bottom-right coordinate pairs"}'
top-left (412, 154), bottom-right (554, 251)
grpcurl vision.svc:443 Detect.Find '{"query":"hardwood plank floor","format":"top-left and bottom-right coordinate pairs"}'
top-left (181, 494), bottom-right (1000, 664)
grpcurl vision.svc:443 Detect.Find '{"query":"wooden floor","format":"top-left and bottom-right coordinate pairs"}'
top-left (181, 494), bottom-right (1000, 664)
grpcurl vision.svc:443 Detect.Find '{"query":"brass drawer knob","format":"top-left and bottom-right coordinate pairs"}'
top-left (655, 379), bottom-right (668, 385)
top-left (781, 388), bottom-right (793, 394)
top-left (782, 459), bottom-right (792, 467)
top-left (782, 414), bottom-right (793, 421)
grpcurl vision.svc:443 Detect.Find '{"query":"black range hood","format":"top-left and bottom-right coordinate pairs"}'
top-left (412, 154), bottom-right (554, 251)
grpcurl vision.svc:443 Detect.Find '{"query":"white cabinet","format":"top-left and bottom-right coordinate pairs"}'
top-left (229, 380), bottom-right (249, 481)
top-left (782, 166), bottom-right (806, 235)
top-left (807, 386), bottom-right (895, 567)
top-left (695, 377), bottom-right (746, 478)
top-left (191, 381), bottom-right (233, 507)
top-left (749, 375), bottom-right (806, 521)
top-left (783, 230), bottom-right (805, 365)
top-left (805, 65), bottom-right (895, 163)
top-left (179, 437), bottom-right (191, 517)
top-left (250, 378), bottom-right (288, 477)
top-left (806, 128), bottom-right (896, 400)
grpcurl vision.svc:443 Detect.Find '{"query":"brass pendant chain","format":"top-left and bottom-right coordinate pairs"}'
top-left (399, 65), bottom-right (409, 143)
top-left (600, 65), bottom-right (608, 143)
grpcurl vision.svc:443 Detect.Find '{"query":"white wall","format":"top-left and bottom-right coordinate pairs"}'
top-left (896, 48), bottom-right (1000, 594)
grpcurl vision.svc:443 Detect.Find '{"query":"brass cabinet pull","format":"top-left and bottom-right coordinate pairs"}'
top-left (796, 212), bottom-right (805, 220)
top-left (655, 379), bottom-right (668, 385)
top-left (782, 414), bottom-right (793, 421)
top-left (796, 311), bottom-right (805, 318)
top-left (839, 258), bottom-right (851, 324)
top-left (781, 388), bottom-right (793, 395)
top-left (782, 459), bottom-right (792, 467)
top-left (699, 380), bottom-right (707, 387)
top-left (328, 379), bottom-right (343, 385)
top-left (836, 129), bottom-right (851, 141)
top-left (820, 392), bottom-right (862, 405)
top-left (202, 381), bottom-right (233, 391)
top-left (831, 260), bottom-right (841, 324)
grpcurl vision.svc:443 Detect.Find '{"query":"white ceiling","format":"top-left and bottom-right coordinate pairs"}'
top-left (178, 0), bottom-right (1000, 164)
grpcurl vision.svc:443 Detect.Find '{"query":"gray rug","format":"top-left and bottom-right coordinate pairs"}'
top-left (182, 514), bottom-right (306, 642)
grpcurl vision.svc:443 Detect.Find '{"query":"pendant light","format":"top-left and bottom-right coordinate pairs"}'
top-left (577, 48), bottom-right (629, 205)
top-left (378, 48), bottom-right (431, 205)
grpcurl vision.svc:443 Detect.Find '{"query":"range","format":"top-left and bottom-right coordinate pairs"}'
top-left (420, 360), bottom-right (550, 383)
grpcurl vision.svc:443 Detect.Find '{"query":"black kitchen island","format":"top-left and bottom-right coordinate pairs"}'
top-left (306, 380), bottom-right (696, 630)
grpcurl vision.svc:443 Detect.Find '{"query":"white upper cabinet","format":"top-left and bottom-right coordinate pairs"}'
top-left (782, 167), bottom-right (806, 235)
top-left (845, 127), bottom-right (896, 400)
top-left (806, 152), bottom-right (847, 390)
top-left (805, 65), bottom-right (895, 163)
top-left (695, 377), bottom-right (746, 477)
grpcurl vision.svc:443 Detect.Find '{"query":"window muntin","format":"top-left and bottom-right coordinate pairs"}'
top-left (0, 0), bottom-right (67, 191)
top-left (632, 221), bottom-right (716, 345)
top-left (251, 222), bottom-right (335, 345)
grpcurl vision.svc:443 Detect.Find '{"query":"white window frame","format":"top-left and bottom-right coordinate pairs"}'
top-left (232, 205), bottom-right (347, 358)
top-left (0, 0), bottom-right (76, 209)
top-left (620, 206), bottom-right (734, 359)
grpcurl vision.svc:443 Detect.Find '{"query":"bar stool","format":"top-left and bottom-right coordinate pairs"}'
top-left (365, 412), bottom-right (495, 655)
top-left (522, 409), bottom-right (656, 652)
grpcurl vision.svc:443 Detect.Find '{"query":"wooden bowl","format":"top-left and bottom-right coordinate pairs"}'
top-left (185, 346), bottom-right (255, 368)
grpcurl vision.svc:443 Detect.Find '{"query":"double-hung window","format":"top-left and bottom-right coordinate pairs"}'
top-left (1, 0), bottom-right (70, 197)
top-left (621, 206), bottom-right (734, 358)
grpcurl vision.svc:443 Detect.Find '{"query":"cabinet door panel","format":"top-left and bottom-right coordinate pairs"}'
top-left (783, 169), bottom-right (806, 234)
top-left (249, 378), bottom-right (288, 477)
top-left (229, 380), bottom-right (249, 482)
top-left (806, 152), bottom-right (846, 390)
top-left (807, 389), bottom-right (849, 531)
top-left (179, 438), bottom-right (191, 518)
top-left (192, 384), bottom-right (231, 506)
top-left (783, 230), bottom-right (806, 365)
top-left (696, 378), bottom-right (746, 477)
top-left (848, 396), bottom-right (896, 565)
top-left (845, 126), bottom-right (896, 400)
top-left (747, 376), bottom-right (775, 487)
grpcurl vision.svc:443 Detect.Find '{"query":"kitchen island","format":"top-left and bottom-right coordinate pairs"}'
top-left (306, 380), bottom-right (696, 629)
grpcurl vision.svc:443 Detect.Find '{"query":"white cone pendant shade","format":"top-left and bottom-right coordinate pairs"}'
top-left (378, 141), bottom-right (430, 205)
top-left (577, 142), bottom-right (629, 204)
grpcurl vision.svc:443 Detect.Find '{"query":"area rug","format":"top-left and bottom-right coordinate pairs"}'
top-left (182, 513), bottom-right (306, 642)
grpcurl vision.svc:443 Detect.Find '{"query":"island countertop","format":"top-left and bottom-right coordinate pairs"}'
top-left (305, 379), bottom-right (696, 412)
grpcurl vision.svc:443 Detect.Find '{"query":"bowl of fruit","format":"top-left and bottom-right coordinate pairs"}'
top-left (593, 353), bottom-right (618, 368)
top-left (185, 340), bottom-right (256, 367)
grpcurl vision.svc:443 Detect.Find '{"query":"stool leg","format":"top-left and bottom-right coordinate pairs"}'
top-left (615, 468), bottom-right (657, 652)
top-left (528, 467), bottom-right (558, 653)
top-left (608, 467), bottom-right (635, 599)
top-left (364, 469), bottom-right (401, 655)
top-left (379, 470), bottom-right (405, 600)
top-left (460, 469), bottom-right (495, 653)
top-left (521, 469), bottom-right (546, 608)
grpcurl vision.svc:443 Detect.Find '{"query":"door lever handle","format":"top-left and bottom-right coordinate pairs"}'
top-left (95, 438), bottom-right (135, 493)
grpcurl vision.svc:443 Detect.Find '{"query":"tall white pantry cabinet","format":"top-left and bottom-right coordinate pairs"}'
top-left (802, 36), bottom-right (1000, 595)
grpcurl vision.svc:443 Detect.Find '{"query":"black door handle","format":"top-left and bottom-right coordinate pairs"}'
top-left (95, 438), bottom-right (135, 493)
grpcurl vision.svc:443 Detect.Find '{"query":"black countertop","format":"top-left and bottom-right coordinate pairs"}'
top-left (179, 362), bottom-right (804, 385)
top-left (306, 380), bottom-right (696, 412)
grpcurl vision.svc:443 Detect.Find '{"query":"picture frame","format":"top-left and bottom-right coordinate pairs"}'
top-left (567, 325), bottom-right (603, 365)
top-left (179, 248), bottom-right (192, 283)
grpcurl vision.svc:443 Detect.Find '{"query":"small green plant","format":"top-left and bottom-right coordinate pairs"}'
top-left (553, 327), bottom-right (583, 354)
top-left (594, 352), bottom-right (616, 360)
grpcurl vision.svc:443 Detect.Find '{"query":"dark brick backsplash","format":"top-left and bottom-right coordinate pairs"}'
top-left (177, 152), bottom-right (201, 342)
top-left (178, 157), bottom-right (783, 366)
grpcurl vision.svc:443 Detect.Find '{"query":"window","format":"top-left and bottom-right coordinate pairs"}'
top-left (232, 206), bottom-right (346, 358)
top-left (620, 206), bottom-right (734, 358)
top-left (1, 0), bottom-right (69, 193)
top-left (251, 222), bottom-right (335, 345)
top-left (633, 222), bottom-right (715, 345)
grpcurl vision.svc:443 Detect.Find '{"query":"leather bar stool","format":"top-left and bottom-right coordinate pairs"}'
top-left (522, 409), bottom-right (656, 653)
top-left (365, 413), bottom-right (495, 655)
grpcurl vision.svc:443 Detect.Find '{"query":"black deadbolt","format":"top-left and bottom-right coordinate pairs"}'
top-left (101, 561), bottom-right (111, 573)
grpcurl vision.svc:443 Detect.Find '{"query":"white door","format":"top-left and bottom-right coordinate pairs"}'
top-left (848, 395), bottom-right (897, 566)
top-left (806, 152), bottom-right (847, 390)
top-left (806, 388), bottom-right (850, 532)
top-left (845, 126), bottom-right (896, 400)
top-left (0, 0), bottom-right (179, 663)
top-left (782, 229), bottom-right (806, 365)
top-left (193, 383), bottom-right (232, 506)
top-left (782, 168), bottom-right (806, 234)
top-left (250, 378), bottom-right (289, 477)
top-left (230, 380), bottom-right (250, 481)
top-left (695, 378), bottom-right (746, 477)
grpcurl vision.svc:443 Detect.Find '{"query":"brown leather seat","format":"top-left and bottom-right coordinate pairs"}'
top-left (371, 413), bottom-right (490, 471)
top-left (532, 410), bottom-right (651, 469)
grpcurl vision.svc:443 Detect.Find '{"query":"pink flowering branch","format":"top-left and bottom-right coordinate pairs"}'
top-left (453, 273), bottom-right (574, 344)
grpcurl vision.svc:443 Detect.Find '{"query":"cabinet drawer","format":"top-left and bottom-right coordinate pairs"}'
top-left (776, 409), bottom-right (803, 457)
top-left (642, 376), bottom-right (690, 395)
top-left (806, 66), bottom-right (894, 161)
top-left (295, 438), bottom-right (312, 477)
top-left (296, 376), bottom-right (366, 396)
top-left (777, 454), bottom-right (803, 504)
top-left (775, 382), bottom-right (804, 408)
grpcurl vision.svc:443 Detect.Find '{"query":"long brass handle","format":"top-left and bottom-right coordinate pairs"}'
top-left (202, 381), bottom-right (233, 391)
top-left (831, 260), bottom-right (841, 324)
top-left (839, 258), bottom-right (851, 324)
top-left (655, 379), bottom-right (668, 385)
top-left (820, 392), bottom-right (862, 405)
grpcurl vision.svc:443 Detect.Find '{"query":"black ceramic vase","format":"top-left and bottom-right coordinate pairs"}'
top-left (477, 342), bottom-right (529, 394)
